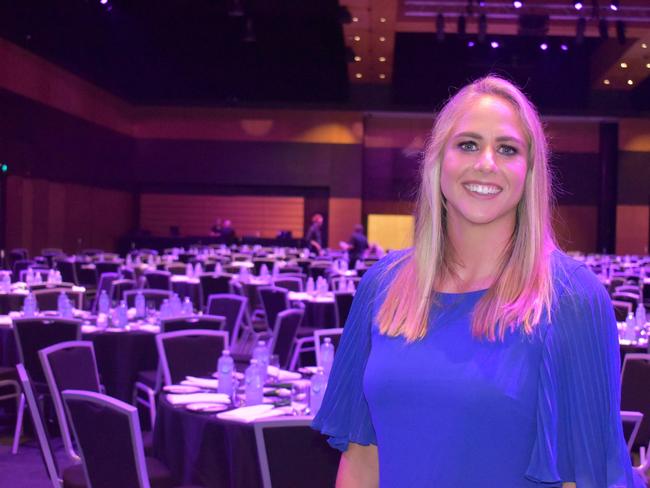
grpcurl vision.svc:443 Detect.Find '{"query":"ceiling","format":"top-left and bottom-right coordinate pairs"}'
top-left (1, 0), bottom-right (649, 114)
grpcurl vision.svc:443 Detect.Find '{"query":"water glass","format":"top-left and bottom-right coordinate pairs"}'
top-left (291, 380), bottom-right (310, 415)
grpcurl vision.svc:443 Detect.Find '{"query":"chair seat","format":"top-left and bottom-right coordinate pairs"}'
top-left (137, 370), bottom-right (158, 388)
top-left (62, 463), bottom-right (87, 488)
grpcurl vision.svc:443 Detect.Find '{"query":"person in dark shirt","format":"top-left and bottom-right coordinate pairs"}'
top-left (341, 224), bottom-right (369, 268)
top-left (219, 219), bottom-right (237, 245)
top-left (210, 218), bottom-right (222, 236)
top-left (305, 214), bottom-right (324, 255)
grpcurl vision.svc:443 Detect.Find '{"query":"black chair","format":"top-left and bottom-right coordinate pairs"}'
top-left (73, 262), bottom-right (97, 290)
top-left (273, 277), bottom-right (303, 292)
top-left (92, 272), bottom-right (119, 313)
top-left (124, 289), bottom-right (173, 309)
top-left (110, 278), bottom-right (136, 303)
top-left (258, 286), bottom-right (290, 333)
top-left (161, 315), bottom-right (226, 333)
top-left (253, 417), bottom-right (340, 488)
top-left (12, 259), bottom-right (36, 282)
top-left (39, 341), bottom-right (101, 463)
top-left (16, 364), bottom-right (87, 488)
top-left (198, 274), bottom-right (232, 310)
top-left (143, 271), bottom-right (172, 291)
top-left (334, 291), bottom-right (354, 328)
top-left (612, 292), bottom-right (640, 308)
top-left (613, 300), bottom-right (633, 322)
top-left (56, 260), bottom-right (78, 285)
top-left (33, 287), bottom-right (84, 311)
top-left (0, 366), bottom-right (22, 459)
top-left (165, 263), bottom-right (186, 276)
top-left (621, 353), bottom-right (650, 451)
top-left (120, 268), bottom-right (136, 281)
top-left (61, 390), bottom-right (183, 488)
top-left (252, 258), bottom-right (276, 276)
top-left (205, 294), bottom-right (247, 345)
top-left (156, 330), bottom-right (229, 386)
top-left (269, 309), bottom-right (305, 370)
top-left (95, 261), bottom-right (121, 277)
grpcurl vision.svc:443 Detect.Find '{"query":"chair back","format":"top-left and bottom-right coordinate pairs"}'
top-left (254, 417), bottom-right (340, 488)
top-left (143, 271), bottom-right (172, 290)
top-left (33, 288), bottom-right (83, 311)
top-left (273, 277), bottom-right (303, 293)
top-left (314, 328), bottom-right (343, 368)
top-left (12, 259), bottom-right (36, 281)
top-left (612, 300), bottom-right (633, 321)
top-left (120, 267), bottom-right (136, 281)
top-left (156, 330), bottom-right (229, 385)
top-left (123, 289), bottom-right (172, 309)
top-left (612, 292), bottom-right (640, 307)
top-left (93, 272), bottom-right (119, 312)
top-left (73, 262), bottom-right (97, 288)
top-left (13, 318), bottom-right (82, 384)
top-left (270, 309), bottom-right (304, 369)
top-left (334, 292), bottom-right (354, 327)
top-left (621, 411), bottom-right (644, 453)
top-left (308, 263), bottom-right (330, 280)
top-left (62, 390), bottom-right (150, 488)
top-left (55, 260), bottom-right (78, 285)
top-left (110, 279), bottom-right (136, 303)
top-left (95, 261), bottom-right (121, 277)
top-left (39, 341), bottom-right (101, 462)
top-left (16, 364), bottom-right (62, 488)
top-left (252, 259), bottom-right (276, 276)
top-left (205, 294), bottom-right (247, 341)
top-left (161, 315), bottom-right (226, 333)
top-left (199, 274), bottom-right (232, 309)
top-left (621, 353), bottom-right (650, 449)
top-left (258, 286), bottom-right (290, 332)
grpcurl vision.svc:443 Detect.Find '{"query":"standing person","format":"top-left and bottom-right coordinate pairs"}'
top-left (340, 224), bottom-right (369, 269)
top-left (313, 76), bottom-right (642, 487)
top-left (219, 219), bottom-right (237, 245)
top-left (210, 218), bottom-right (222, 236)
top-left (305, 213), bottom-right (324, 255)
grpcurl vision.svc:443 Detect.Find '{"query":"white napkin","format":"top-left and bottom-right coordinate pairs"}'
top-left (217, 405), bottom-right (292, 423)
top-left (167, 392), bottom-right (231, 405)
top-left (81, 324), bottom-right (99, 334)
top-left (138, 324), bottom-right (160, 333)
top-left (267, 366), bottom-right (301, 381)
top-left (182, 376), bottom-right (219, 389)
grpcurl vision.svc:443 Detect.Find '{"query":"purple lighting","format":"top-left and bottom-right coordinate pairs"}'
top-left (540, 43), bottom-right (548, 50)
top-left (560, 44), bottom-right (569, 51)
top-left (513, 0), bottom-right (523, 8)
top-left (574, 1), bottom-right (583, 10)
top-left (610, 4), bottom-right (618, 11)
top-left (490, 41), bottom-right (499, 48)
top-left (467, 41), bottom-right (475, 47)
top-left (100, 0), bottom-right (108, 4)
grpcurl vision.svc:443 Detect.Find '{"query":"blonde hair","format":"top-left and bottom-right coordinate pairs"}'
top-left (378, 75), bottom-right (556, 342)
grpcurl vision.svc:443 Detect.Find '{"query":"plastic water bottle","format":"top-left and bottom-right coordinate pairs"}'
top-left (159, 299), bottom-right (170, 319)
top-left (25, 268), bottom-right (34, 285)
top-left (272, 261), bottom-right (280, 279)
top-left (186, 263), bottom-right (194, 278)
top-left (1, 272), bottom-right (11, 292)
top-left (306, 277), bottom-right (315, 293)
top-left (57, 291), bottom-right (69, 316)
top-left (260, 264), bottom-right (269, 278)
top-left (625, 312), bottom-right (637, 341)
top-left (338, 278), bottom-right (347, 292)
top-left (181, 297), bottom-right (193, 315)
top-left (170, 293), bottom-right (182, 316)
top-left (34, 272), bottom-right (43, 285)
top-left (194, 263), bottom-right (203, 275)
top-left (244, 359), bottom-right (264, 406)
top-left (636, 303), bottom-right (647, 329)
top-left (116, 300), bottom-right (128, 328)
top-left (98, 290), bottom-right (110, 315)
top-left (309, 367), bottom-right (326, 415)
top-left (22, 292), bottom-right (37, 317)
top-left (55, 270), bottom-right (62, 284)
top-left (320, 337), bottom-right (335, 378)
top-left (252, 340), bottom-right (270, 380)
top-left (214, 262), bottom-right (223, 275)
top-left (217, 349), bottom-right (234, 397)
top-left (135, 291), bottom-right (146, 319)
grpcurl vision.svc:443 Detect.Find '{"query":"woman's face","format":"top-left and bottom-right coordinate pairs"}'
top-left (440, 95), bottom-right (528, 230)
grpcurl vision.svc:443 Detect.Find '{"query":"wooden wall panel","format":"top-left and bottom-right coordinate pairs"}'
top-left (328, 198), bottom-right (362, 249)
top-left (553, 205), bottom-right (598, 253)
top-left (140, 194), bottom-right (304, 239)
top-left (616, 205), bottom-right (650, 255)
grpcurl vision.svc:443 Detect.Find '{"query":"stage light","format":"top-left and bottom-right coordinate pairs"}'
top-left (437, 13), bottom-right (445, 42)
top-left (100, 0), bottom-right (107, 4)
top-left (616, 20), bottom-right (626, 45)
top-left (513, 1), bottom-right (523, 8)
top-left (610, 0), bottom-right (619, 11)
top-left (379, 74), bottom-right (386, 79)
top-left (478, 14), bottom-right (487, 43)
top-left (491, 41), bottom-right (499, 48)
top-left (627, 79), bottom-right (633, 85)
top-left (620, 62), bottom-right (628, 68)
top-left (576, 17), bottom-right (586, 45)
top-left (646, 63), bottom-right (650, 69)
top-left (599, 18), bottom-right (609, 40)
top-left (467, 40), bottom-right (475, 47)
top-left (354, 56), bottom-right (361, 62)
top-left (353, 35), bottom-right (361, 42)
top-left (355, 73), bottom-right (363, 79)
top-left (603, 79), bottom-right (610, 85)
top-left (560, 43), bottom-right (569, 51)
top-left (642, 43), bottom-right (648, 49)
top-left (0, 164), bottom-right (7, 173)
top-left (379, 56), bottom-right (387, 62)
top-left (379, 36), bottom-right (386, 42)
top-left (380, 17), bottom-right (387, 23)
top-left (540, 42), bottom-right (548, 50)
top-left (573, 1), bottom-right (583, 10)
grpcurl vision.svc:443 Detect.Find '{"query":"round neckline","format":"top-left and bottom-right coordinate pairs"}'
top-left (434, 288), bottom-right (489, 297)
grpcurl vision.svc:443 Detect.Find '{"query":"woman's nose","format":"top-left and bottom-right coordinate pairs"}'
top-left (474, 148), bottom-right (497, 173)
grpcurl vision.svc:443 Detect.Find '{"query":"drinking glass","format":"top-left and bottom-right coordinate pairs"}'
top-left (268, 354), bottom-right (280, 384)
top-left (291, 380), bottom-right (310, 415)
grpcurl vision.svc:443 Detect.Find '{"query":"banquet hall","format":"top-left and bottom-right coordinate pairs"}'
top-left (0, 0), bottom-right (649, 487)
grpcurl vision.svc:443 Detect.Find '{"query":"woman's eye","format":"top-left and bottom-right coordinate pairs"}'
top-left (458, 141), bottom-right (478, 151)
top-left (498, 145), bottom-right (518, 156)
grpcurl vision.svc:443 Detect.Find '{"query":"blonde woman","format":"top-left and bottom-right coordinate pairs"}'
top-left (313, 76), bottom-right (641, 487)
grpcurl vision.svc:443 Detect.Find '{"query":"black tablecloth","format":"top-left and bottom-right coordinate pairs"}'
top-left (301, 301), bottom-right (336, 329)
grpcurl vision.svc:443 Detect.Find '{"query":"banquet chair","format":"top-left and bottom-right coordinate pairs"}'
top-left (62, 390), bottom-right (190, 488)
top-left (12, 318), bottom-right (81, 454)
top-left (156, 330), bottom-right (229, 386)
top-left (120, 267), bottom-right (136, 280)
top-left (273, 276), bottom-right (303, 292)
top-left (258, 286), bottom-right (290, 333)
top-left (144, 271), bottom-right (172, 290)
top-left (621, 354), bottom-right (650, 452)
top-left (161, 315), bottom-right (226, 333)
top-left (330, 276), bottom-right (361, 292)
top-left (278, 265), bottom-right (303, 275)
top-left (165, 262), bottom-right (186, 276)
top-left (0, 366), bottom-right (22, 458)
top-left (612, 292), bottom-right (640, 308)
top-left (124, 289), bottom-right (173, 309)
top-left (39, 341), bottom-right (101, 463)
top-left (205, 294), bottom-right (247, 346)
top-left (56, 260), bottom-right (78, 285)
top-left (16, 364), bottom-right (87, 488)
top-left (268, 309), bottom-right (305, 370)
top-left (334, 291), bottom-right (355, 328)
top-left (616, 285), bottom-right (642, 295)
top-left (94, 261), bottom-right (121, 277)
top-left (253, 417), bottom-right (340, 488)
top-left (612, 300), bottom-right (633, 322)
top-left (199, 274), bottom-right (232, 310)
top-left (92, 272), bottom-right (119, 313)
top-left (314, 328), bottom-right (343, 368)
top-left (34, 288), bottom-right (84, 311)
top-left (621, 411), bottom-right (644, 453)
top-left (12, 259), bottom-right (36, 281)
top-left (308, 263), bottom-right (330, 280)
top-left (110, 279), bottom-right (136, 303)
top-left (252, 258), bottom-right (276, 276)
top-left (72, 262), bottom-right (97, 290)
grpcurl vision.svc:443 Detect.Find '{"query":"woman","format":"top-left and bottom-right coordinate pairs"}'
top-left (312, 76), bottom-right (642, 487)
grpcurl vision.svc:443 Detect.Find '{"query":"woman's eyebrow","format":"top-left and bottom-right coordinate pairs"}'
top-left (453, 131), bottom-right (524, 146)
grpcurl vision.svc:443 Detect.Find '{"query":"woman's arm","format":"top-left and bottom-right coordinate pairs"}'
top-left (336, 443), bottom-right (379, 488)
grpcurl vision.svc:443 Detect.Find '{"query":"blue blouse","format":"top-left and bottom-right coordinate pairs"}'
top-left (312, 250), bottom-right (642, 487)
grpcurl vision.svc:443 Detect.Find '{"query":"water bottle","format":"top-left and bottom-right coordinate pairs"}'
top-left (194, 263), bottom-right (203, 275)
top-left (252, 340), bottom-right (270, 380)
top-left (636, 303), bottom-right (647, 329)
top-left (25, 268), bottom-right (34, 285)
top-left (260, 264), bottom-right (269, 278)
top-left (338, 278), bottom-right (347, 292)
top-left (215, 262), bottom-right (223, 275)
top-left (306, 277), bottom-right (315, 293)
top-left (244, 359), bottom-right (264, 406)
top-left (55, 270), bottom-right (62, 284)
top-left (170, 293), bottom-right (182, 316)
top-left (47, 269), bottom-right (55, 284)
top-left (217, 349), bottom-right (234, 397)
top-left (159, 299), bottom-right (170, 319)
top-left (186, 263), bottom-right (194, 278)
top-left (1, 272), bottom-right (11, 292)
top-left (347, 280), bottom-right (356, 293)
top-left (116, 300), bottom-right (128, 328)
top-left (23, 292), bottom-right (37, 317)
top-left (625, 312), bottom-right (637, 342)
top-left (309, 367), bottom-right (326, 415)
top-left (320, 337), bottom-right (335, 378)
top-left (57, 291), bottom-right (68, 316)
top-left (181, 297), bottom-right (193, 315)
top-left (34, 272), bottom-right (43, 284)
top-left (272, 261), bottom-right (280, 279)
top-left (98, 290), bottom-right (110, 315)
top-left (135, 291), bottom-right (146, 319)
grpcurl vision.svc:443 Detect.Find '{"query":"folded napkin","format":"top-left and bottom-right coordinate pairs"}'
top-left (217, 405), bottom-right (292, 423)
top-left (182, 376), bottom-right (219, 389)
top-left (138, 324), bottom-right (160, 333)
top-left (267, 366), bottom-right (301, 381)
top-left (81, 324), bottom-right (99, 334)
top-left (167, 392), bottom-right (231, 405)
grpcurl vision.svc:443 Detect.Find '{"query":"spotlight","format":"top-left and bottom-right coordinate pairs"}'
top-left (490, 41), bottom-right (499, 48)
top-left (457, 15), bottom-right (467, 37)
top-left (540, 42), bottom-right (548, 50)
top-left (573, 1), bottom-right (583, 10)
top-left (576, 17), bottom-right (586, 45)
top-left (467, 40), bottom-right (475, 47)
top-left (560, 43), bottom-right (569, 51)
top-left (513, 1), bottom-right (523, 8)
top-left (436, 13), bottom-right (445, 42)
top-left (616, 20), bottom-right (626, 44)
top-left (599, 18), bottom-right (609, 40)
top-left (610, 0), bottom-right (619, 11)
top-left (100, 0), bottom-right (108, 4)
top-left (345, 47), bottom-right (356, 63)
top-left (478, 14), bottom-right (487, 43)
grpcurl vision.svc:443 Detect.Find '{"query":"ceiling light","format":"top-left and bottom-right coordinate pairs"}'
top-left (561, 44), bottom-right (569, 51)
top-left (380, 17), bottom-right (387, 23)
top-left (620, 62), bottom-right (628, 68)
top-left (467, 40), bottom-right (475, 47)
top-left (379, 74), bottom-right (386, 79)
top-left (646, 63), bottom-right (650, 69)
top-left (603, 79), bottom-right (611, 85)
top-left (379, 36), bottom-right (386, 42)
top-left (352, 17), bottom-right (359, 23)
top-left (627, 79), bottom-right (634, 85)
top-left (610, 0), bottom-right (619, 11)
top-left (354, 56), bottom-right (361, 62)
top-left (513, 1), bottom-right (523, 8)
top-left (573, 1), bottom-right (583, 10)
top-left (355, 73), bottom-right (363, 79)
top-left (491, 41), bottom-right (500, 48)
top-left (540, 42), bottom-right (548, 50)
top-left (353, 35), bottom-right (361, 42)
top-left (642, 43), bottom-right (648, 49)
top-left (379, 56), bottom-right (386, 62)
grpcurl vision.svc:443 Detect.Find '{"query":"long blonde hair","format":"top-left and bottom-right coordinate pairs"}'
top-left (378, 75), bottom-right (557, 342)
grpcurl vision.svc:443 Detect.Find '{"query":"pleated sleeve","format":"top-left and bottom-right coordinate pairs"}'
top-left (311, 256), bottom-right (386, 452)
top-left (525, 263), bottom-right (642, 487)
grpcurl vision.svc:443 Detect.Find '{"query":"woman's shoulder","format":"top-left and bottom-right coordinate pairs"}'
top-left (550, 249), bottom-right (607, 303)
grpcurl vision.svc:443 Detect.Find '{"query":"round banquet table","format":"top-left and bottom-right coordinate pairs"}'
top-left (153, 396), bottom-right (339, 488)
top-left (0, 325), bottom-right (158, 402)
